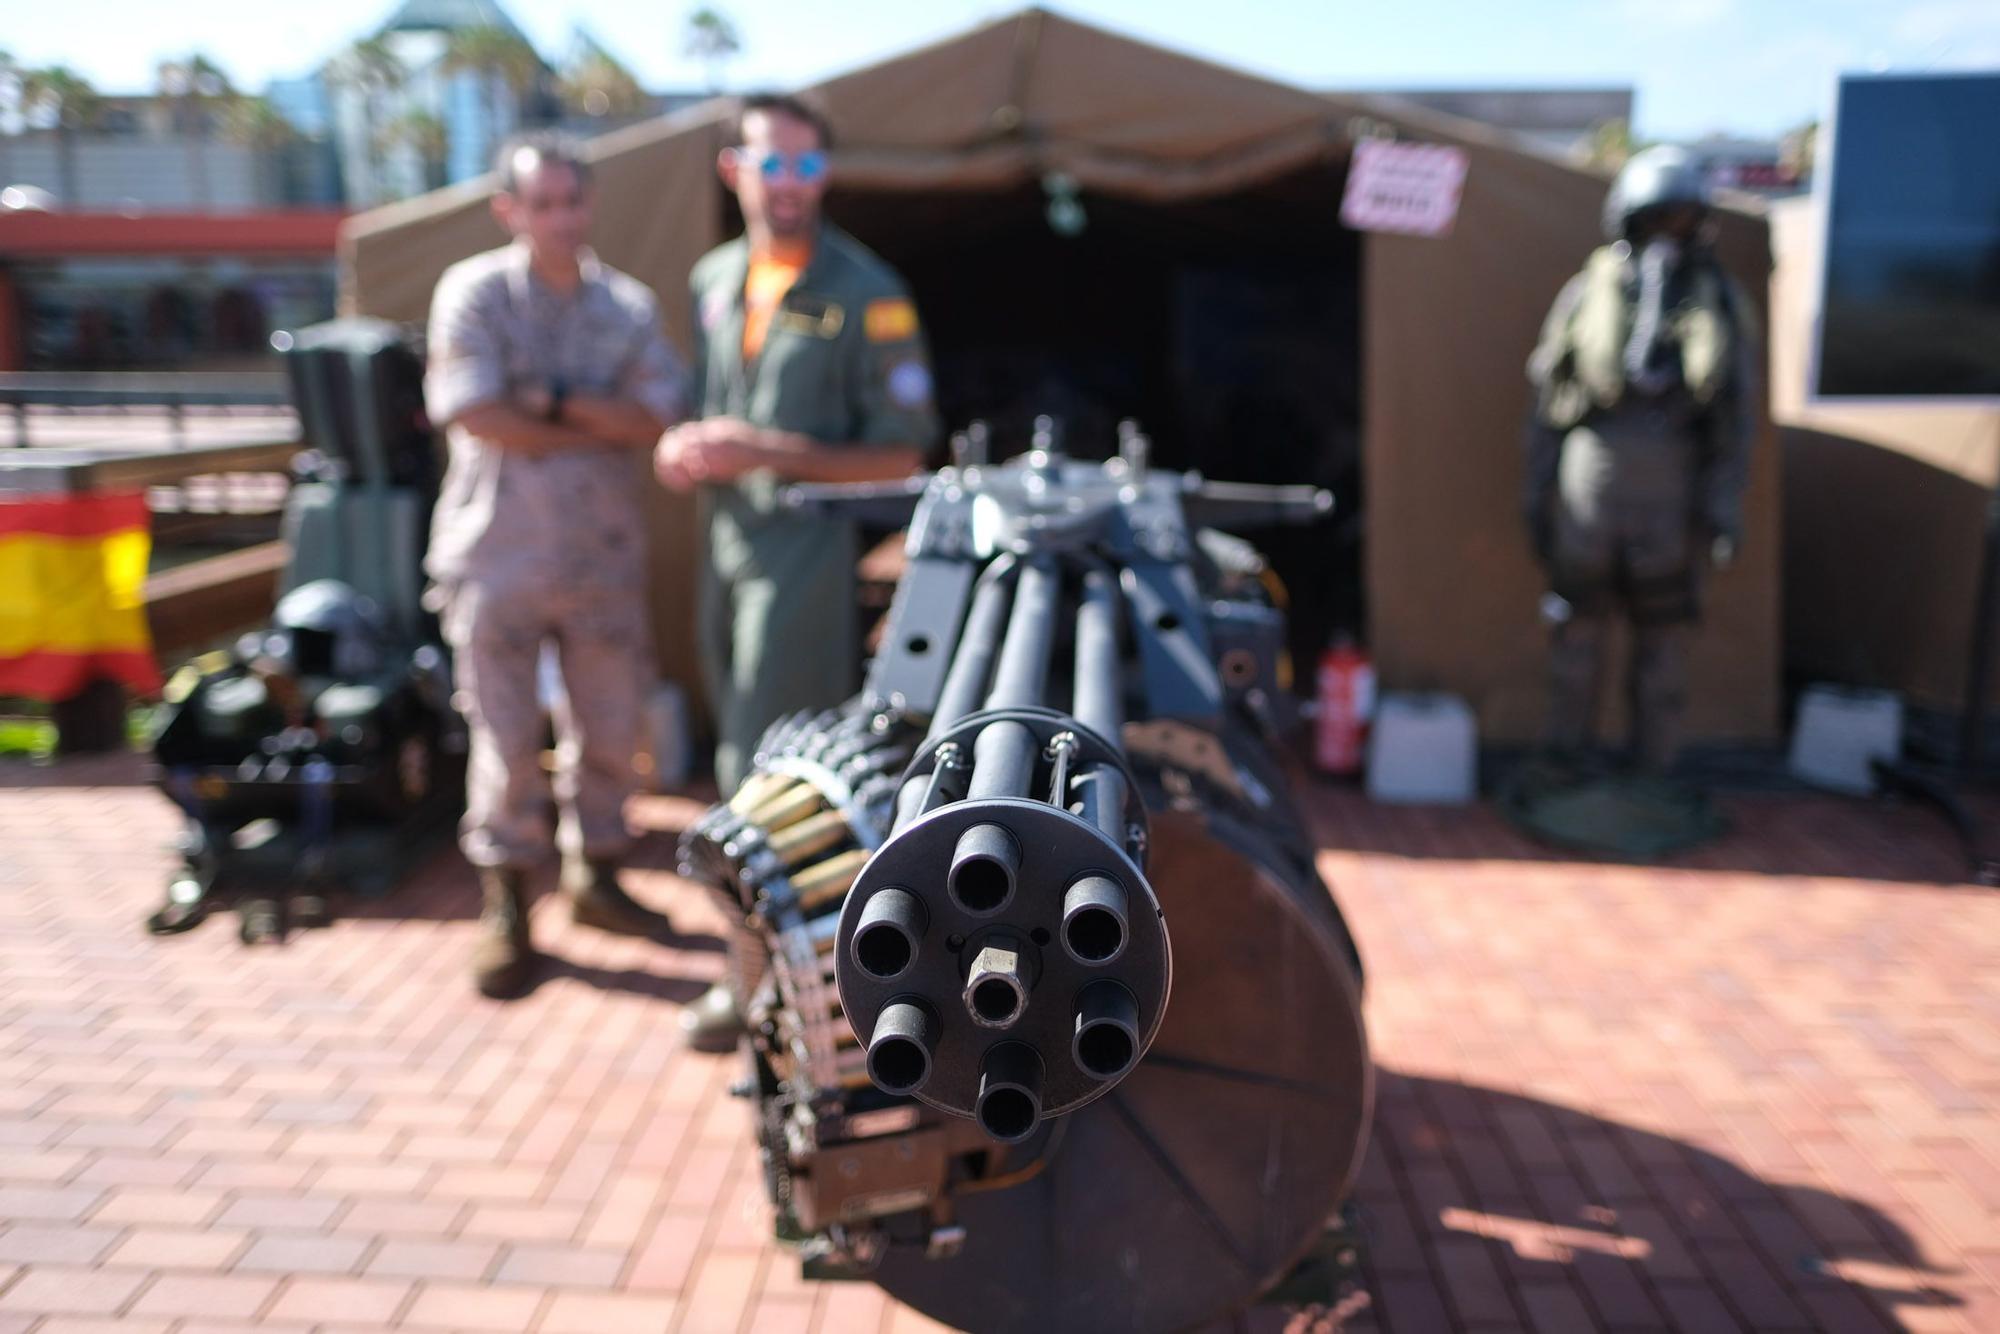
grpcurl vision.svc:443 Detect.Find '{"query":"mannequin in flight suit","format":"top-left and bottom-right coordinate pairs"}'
top-left (1524, 145), bottom-right (1757, 772)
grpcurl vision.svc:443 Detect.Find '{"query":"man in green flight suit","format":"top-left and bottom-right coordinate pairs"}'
top-left (656, 92), bottom-right (940, 1051)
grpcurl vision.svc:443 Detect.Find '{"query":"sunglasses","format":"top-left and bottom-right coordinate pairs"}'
top-left (737, 149), bottom-right (828, 184)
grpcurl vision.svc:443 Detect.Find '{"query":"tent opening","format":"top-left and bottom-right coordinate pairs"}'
top-left (812, 159), bottom-right (1363, 677)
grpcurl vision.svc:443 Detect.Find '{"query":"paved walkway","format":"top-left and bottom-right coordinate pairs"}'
top-left (1, 755), bottom-right (1995, 1332)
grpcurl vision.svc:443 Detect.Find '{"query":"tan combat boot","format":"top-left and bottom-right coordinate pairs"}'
top-left (561, 856), bottom-right (673, 939)
top-left (473, 866), bottom-right (535, 999)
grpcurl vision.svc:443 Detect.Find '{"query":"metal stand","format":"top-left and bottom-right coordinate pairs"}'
top-left (1884, 419), bottom-right (2000, 885)
top-left (1959, 421), bottom-right (2000, 773)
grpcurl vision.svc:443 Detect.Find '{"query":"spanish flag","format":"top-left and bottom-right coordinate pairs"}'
top-left (0, 491), bottom-right (161, 700)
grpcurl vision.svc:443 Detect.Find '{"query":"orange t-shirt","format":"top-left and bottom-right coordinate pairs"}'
top-left (741, 241), bottom-right (812, 362)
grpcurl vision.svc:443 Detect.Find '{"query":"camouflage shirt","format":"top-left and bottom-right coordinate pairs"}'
top-left (423, 241), bottom-right (686, 596)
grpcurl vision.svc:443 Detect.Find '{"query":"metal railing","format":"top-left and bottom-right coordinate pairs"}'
top-left (0, 372), bottom-right (293, 447)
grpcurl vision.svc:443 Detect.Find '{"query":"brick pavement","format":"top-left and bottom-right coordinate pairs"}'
top-left (1, 754), bottom-right (1996, 1332)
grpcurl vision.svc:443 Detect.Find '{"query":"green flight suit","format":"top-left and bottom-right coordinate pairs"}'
top-left (689, 224), bottom-right (941, 792)
top-left (1524, 242), bottom-right (1756, 771)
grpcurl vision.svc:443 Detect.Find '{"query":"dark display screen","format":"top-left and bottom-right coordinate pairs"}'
top-left (1815, 73), bottom-right (2000, 399)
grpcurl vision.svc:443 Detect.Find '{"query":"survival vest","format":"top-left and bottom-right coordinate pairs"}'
top-left (1540, 244), bottom-right (1737, 430)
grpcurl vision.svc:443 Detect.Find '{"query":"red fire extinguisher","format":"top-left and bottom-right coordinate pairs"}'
top-left (1315, 638), bottom-right (1375, 775)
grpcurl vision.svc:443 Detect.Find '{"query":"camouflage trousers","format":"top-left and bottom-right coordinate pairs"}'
top-left (441, 578), bottom-right (650, 868)
top-left (1544, 438), bottom-right (1702, 773)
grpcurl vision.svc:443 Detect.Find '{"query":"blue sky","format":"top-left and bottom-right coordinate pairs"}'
top-left (5, 0), bottom-right (1997, 140)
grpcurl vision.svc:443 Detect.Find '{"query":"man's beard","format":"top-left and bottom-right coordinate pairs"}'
top-left (764, 201), bottom-right (817, 238)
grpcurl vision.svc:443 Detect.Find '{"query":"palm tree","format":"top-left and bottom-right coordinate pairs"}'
top-left (1584, 118), bottom-right (1638, 173)
top-left (157, 54), bottom-right (235, 133)
top-left (381, 110), bottom-right (449, 191)
top-left (0, 50), bottom-right (21, 177)
top-left (560, 28), bottom-right (649, 120)
top-left (1780, 120), bottom-right (1818, 186)
top-left (683, 7), bottom-right (742, 94)
top-left (157, 53), bottom-right (237, 209)
top-left (442, 26), bottom-right (544, 169)
top-left (0, 50), bottom-right (21, 134)
top-left (18, 65), bottom-right (102, 207)
top-left (224, 96), bottom-right (300, 202)
top-left (226, 96), bottom-right (296, 149)
top-left (327, 37), bottom-right (404, 205)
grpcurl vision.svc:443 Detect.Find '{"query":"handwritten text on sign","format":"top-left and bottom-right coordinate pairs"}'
top-left (1340, 139), bottom-right (1470, 238)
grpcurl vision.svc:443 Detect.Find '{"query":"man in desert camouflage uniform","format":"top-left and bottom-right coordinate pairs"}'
top-left (425, 133), bottom-right (687, 998)
top-left (1524, 145), bottom-right (1757, 772)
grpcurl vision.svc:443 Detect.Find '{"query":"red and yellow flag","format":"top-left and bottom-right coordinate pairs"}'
top-left (0, 491), bottom-right (161, 699)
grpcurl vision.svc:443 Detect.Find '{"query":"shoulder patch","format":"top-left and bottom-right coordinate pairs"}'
top-left (865, 297), bottom-right (919, 343)
top-left (886, 359), bottom-right (932, 409)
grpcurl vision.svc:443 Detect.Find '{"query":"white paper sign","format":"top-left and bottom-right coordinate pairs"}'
top-left (1340, 139), bottom-right (1470, 238)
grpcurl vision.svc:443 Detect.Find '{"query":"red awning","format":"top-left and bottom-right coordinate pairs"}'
top-left (0, 211), bottom-right (346, 259)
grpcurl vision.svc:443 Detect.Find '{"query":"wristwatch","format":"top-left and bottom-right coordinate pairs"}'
top-left (546, 377), bottom-right (568, 423)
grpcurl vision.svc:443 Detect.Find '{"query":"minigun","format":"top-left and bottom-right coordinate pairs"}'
top-left (682, 420), bottom-right (1370, 1332)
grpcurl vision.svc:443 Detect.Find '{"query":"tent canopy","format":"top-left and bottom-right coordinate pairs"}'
top-left (345, 9), bottom-right (1432, 324)
top-left (344, 6), bottom-right (1779, 746)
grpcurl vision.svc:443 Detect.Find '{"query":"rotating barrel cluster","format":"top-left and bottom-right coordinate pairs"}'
top-left (833, 557), bottom-right (1170, 1142)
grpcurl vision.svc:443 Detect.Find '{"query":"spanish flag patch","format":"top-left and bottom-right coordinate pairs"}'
top-left (865, 297), bottom-right (919, 343)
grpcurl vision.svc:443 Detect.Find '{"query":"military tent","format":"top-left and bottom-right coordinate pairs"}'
top-left (341, 7), bottom-right (1779, 747)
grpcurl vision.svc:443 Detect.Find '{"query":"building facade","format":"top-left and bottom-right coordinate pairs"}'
top-left (0, 212), bottom-right (341, 371)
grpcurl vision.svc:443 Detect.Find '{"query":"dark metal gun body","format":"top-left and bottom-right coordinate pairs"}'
top-left (682, 425), bottom-right (1368, 1332)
